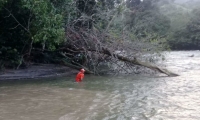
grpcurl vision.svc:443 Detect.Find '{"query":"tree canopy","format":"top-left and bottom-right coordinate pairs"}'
top-left (0, 0), bottom-right (198, 75)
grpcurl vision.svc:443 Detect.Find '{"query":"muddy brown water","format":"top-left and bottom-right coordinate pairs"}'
top-left (0, 51), bottom-right (200, 120)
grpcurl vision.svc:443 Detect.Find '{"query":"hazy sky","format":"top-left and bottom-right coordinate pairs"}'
top-left (175, 0), bottom-right (188, 3)
top-left (175, 0), bottom-right (198, 3)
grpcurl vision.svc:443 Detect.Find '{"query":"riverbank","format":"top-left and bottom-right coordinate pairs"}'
top-left (0, 64), bottom-right (78, 80)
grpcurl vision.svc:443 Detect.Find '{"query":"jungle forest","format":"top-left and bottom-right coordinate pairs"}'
top-left (0, 0), bottom-right (200, 75)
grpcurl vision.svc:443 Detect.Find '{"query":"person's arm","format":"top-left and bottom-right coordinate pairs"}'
top-left (80, 74), bottom-right (84, 81)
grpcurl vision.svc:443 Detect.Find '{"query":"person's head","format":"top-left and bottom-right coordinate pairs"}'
top-left (80, 68), bottom-right (85, 73)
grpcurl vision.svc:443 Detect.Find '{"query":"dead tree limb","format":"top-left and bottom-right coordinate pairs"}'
top-left (101, 48), bottom-right (179, 77)
top-left (61, 60), bottom-right (94, 74)
top-left (65, 27), bottom-right (178, 76)
top-left (66, 47), bottom-right (179, 76)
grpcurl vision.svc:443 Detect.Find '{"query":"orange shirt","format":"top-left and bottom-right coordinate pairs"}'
top-left (75, 72), bottom-right (84, 82)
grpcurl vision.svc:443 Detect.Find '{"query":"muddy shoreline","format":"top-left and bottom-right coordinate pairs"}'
top-left (0, 64), bottom-right (78, 80)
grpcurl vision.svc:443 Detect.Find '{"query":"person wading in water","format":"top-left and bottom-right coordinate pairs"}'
top-left (75, 69), bottom-right (85, 82)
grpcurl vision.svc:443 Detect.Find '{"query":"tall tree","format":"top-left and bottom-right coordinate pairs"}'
top-left (0, 0), bottom-right (65, 68)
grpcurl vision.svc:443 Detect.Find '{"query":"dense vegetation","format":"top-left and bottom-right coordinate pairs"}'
top-left (0, 0), bottom-right (199, 72)
top-left (160, 0), bottom-right (200, 50)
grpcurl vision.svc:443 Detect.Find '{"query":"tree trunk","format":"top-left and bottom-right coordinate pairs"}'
top-left (101, 48), bottom-right (179, 77)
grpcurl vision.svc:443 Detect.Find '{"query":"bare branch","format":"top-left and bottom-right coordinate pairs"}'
top-left (3, 7), bottom-right (31, 35)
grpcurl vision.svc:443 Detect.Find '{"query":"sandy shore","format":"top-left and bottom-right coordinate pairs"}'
top-left (0, 64), bottom-right (78, 80)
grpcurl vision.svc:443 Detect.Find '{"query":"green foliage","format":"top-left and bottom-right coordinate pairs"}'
top-left (22, 0), bottom-right (65, 50)
top-left (131, 0), bottom-right (171, 52)
top-left (2, 0), bottom-right (199, 70)
top-left (168, 8), bottom-right (200, 50)
top-left (0, 0), bottom-right (66, 69)
top-left (125, 0), bottom-right (170, 42)
top-left (0, 0), bottom-right (31, 68)
top-left (158, 0), bottom-right (200, 50)
top-left (0, 46), bottom-right (21, 68)
top-left (160, 3), bottom-right (191, 32)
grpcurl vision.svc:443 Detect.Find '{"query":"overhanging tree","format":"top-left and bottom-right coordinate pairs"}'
top-left (63, 0), bottom-right (178, 76)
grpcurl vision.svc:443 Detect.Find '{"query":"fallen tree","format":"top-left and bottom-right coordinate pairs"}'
top-left (0, 0), bottom-right (178, 77)
top-left (28, 22), bottom-right (179, 77)
top-left (101, 48), bottom-right (179, 76)
top-left (51, 46), bottom-right (179, 77)
top-left (32, 0), bottom-right (178, 77)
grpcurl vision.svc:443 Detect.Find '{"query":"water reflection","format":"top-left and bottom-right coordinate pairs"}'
top-left (0, 51), bottom-right (200, 120)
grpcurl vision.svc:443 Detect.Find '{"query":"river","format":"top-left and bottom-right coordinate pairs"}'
top-left (0, 51), bottom-right (200, 120)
